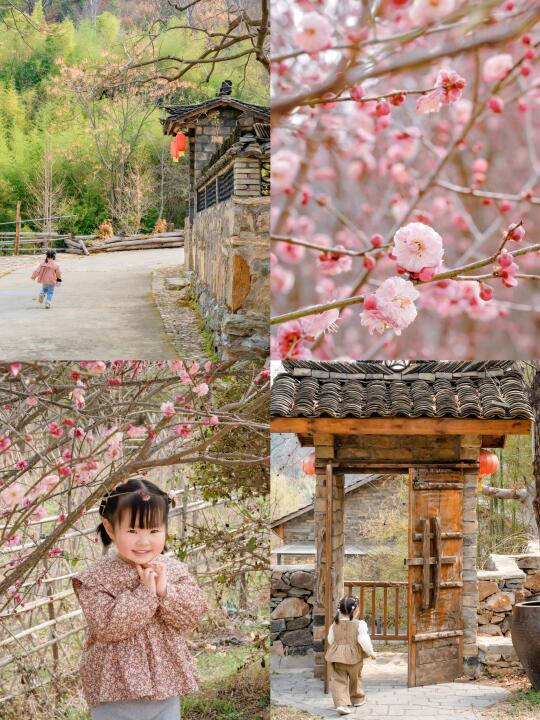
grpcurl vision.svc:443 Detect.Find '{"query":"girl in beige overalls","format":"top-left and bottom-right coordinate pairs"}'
top-left (325, 596), bottom-right (377, 716)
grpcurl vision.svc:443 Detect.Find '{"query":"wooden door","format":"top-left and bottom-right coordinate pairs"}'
top-left (407, 468), bottom-right (464, 687)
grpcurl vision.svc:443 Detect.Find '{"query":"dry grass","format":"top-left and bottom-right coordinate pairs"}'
top-left (475, 677), bottom-right (540, 720)
top-left (271, 708), bottom-right (322, 720)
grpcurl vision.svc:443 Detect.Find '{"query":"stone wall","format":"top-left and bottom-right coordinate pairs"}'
top-left (271, 565), bottom-right (316, 658)
top-left (187, 193), bottom-right (269, 360)
top-left (477, 551), bottom-right (540, 677)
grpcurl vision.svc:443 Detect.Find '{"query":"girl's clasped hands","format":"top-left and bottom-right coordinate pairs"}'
top-left (136, 561), bottom-right (167, 598)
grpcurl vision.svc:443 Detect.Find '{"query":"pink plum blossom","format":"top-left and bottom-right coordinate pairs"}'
top-left (193, 383), bottom-right (209, 397)
top-left (393, 222), bottom-right (444, 273)
top-left (483, 54), bottom-right (513, 83)
top-left (272, 149), bottom-right (300, 194)
top-left (409, 0), bottom-right (455, 25)
top-left (0, 436), bottom-right (11, 453)
top-left (276, 321), bottom-right (311, 359)
top-left (416, 69), bottom-right (465, 114)
top-left (9, 363), bottom-right (22, 377)
top-left (318, 247), bottom-right (352, 275)
top-left (361, 277), bottom-right (420, 335)
top-left (1, 483), bottom-right (26, 508)
top-left (300, 309), bottom-right (340, 338)
top-left (126, 424), bottom-right (146, 438)
top-left (173, 423), bottom-right (192, 438)
top-left (209, 415), bottom-right (219, 426)
top-left (160, 401), bottom-right (176, 418)
top-left (294, 12), bottom-right (332, 53)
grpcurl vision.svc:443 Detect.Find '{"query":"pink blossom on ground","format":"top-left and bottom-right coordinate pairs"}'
top-left (483, 54), bottom-right (513, 83)
top-left (409, 0), bottom-right (455, 26)
top-left (294, 12), bottom-right (332, 53)
top-left (160, 401), bottom-right (176, 418)
top-left (272, 149), bottom-right (301, 194)
top-left (393, 222), bottom-right (444, 273)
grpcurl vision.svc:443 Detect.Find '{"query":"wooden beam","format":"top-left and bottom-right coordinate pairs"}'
top-left (270, 417), bottom-right (531, 437)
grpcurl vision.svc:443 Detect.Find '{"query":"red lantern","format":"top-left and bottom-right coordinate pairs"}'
top-left (170, 133), bottom-right (187, 162)
top-left (175, 133), bottom-right (186, 154)
top-left (479, 449), bottom-right (499, 477)
top-left (301, 451), bottom-right (315, 476)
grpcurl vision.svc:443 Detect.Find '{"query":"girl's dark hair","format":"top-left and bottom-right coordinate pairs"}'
top-left (335, 596), bottom-right (360, 623)
top-left (45, 249), bottom-right (56, 264)
top-left (97, 478), bottom-right (176, 551)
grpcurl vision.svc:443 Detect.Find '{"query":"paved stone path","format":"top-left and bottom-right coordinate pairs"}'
top-left (152, 266), bottom-right (209, 362)
top-left (272, 653), bottom-right (509, 719)
top-left (0, 250), bottom-right (181, 359)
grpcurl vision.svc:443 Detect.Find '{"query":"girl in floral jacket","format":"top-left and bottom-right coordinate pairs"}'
top-left (72, 478), bottom-right (207, 720)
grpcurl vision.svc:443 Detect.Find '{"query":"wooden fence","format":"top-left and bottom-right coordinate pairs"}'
top-left (0, 490), bottom-right (227, 706)
top-left (0, 231), bottom-right (184, 256)
top-left (0, 232), bottom-right (70, 256)
top-left (344, 580), bottom-right (408, 641)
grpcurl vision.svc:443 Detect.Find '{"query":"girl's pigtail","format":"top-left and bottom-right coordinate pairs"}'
top-left (96, 521), bottom-right (112, 547)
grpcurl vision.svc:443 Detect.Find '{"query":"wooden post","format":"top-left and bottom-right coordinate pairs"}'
top-left (14, 202), bottom-right (21, 256)
top-left (324, 461), bottom-right (333, 694)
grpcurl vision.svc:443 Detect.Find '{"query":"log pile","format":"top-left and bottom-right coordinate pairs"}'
top-left (65, 231), bottom-right (184, 254)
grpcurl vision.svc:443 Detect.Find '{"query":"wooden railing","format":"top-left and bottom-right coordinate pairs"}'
top-left (344, 580), bottom-right (408, 641)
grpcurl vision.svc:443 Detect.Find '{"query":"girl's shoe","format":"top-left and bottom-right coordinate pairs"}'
top-left (336, 708), bottom-right (352, 716)
top-left (353, 698), bottom-right (366, 706)
top-left (45, 303), bottom-right (51, 309)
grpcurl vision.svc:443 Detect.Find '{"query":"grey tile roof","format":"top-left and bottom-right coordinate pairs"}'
top-left (271, 361), bottom-right (532, 420)
top-left (162, 97), bottom-right (270, 133)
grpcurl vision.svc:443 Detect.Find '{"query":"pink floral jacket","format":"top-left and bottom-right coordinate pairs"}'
top-left (31, 260), bottom-right (62, 285)
top-left (72, 551), bottom-right (207, 707)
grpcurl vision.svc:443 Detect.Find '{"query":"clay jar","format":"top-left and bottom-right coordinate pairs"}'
top-left (511, 599), bottom-right (540, 690)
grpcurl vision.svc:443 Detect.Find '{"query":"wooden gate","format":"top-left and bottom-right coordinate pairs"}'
top-left (407, 468), bottom-right (464, 687)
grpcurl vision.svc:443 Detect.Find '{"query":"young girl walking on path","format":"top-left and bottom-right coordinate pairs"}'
top-left (31, 249), bottom-right (62, 308)
top-left (325, 596), bottom-right (377, 716)
top-left (72, 478), bottom-right (208, 720)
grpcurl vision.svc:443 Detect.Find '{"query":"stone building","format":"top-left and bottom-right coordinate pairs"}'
top-left (162, 83), bottom-right (270, 359)
top-left (271, 473), bottom-right (405, 563)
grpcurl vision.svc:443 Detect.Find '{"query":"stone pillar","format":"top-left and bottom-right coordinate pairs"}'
top-left (460, 434), bottom-right (481, 676)
top-left (312, 433), bottom-right (345, 680)
top-left (234, 156), bottom-right (262, 197)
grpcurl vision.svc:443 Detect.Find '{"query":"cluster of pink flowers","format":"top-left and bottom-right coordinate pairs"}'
top-left (494, 250), bottom-right (520, 288)
top-left (361, 277), bottom-right (420, 335)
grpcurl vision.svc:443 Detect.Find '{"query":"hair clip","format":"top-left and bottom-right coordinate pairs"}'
top-left (139, 491), bottom-right (151, 501)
